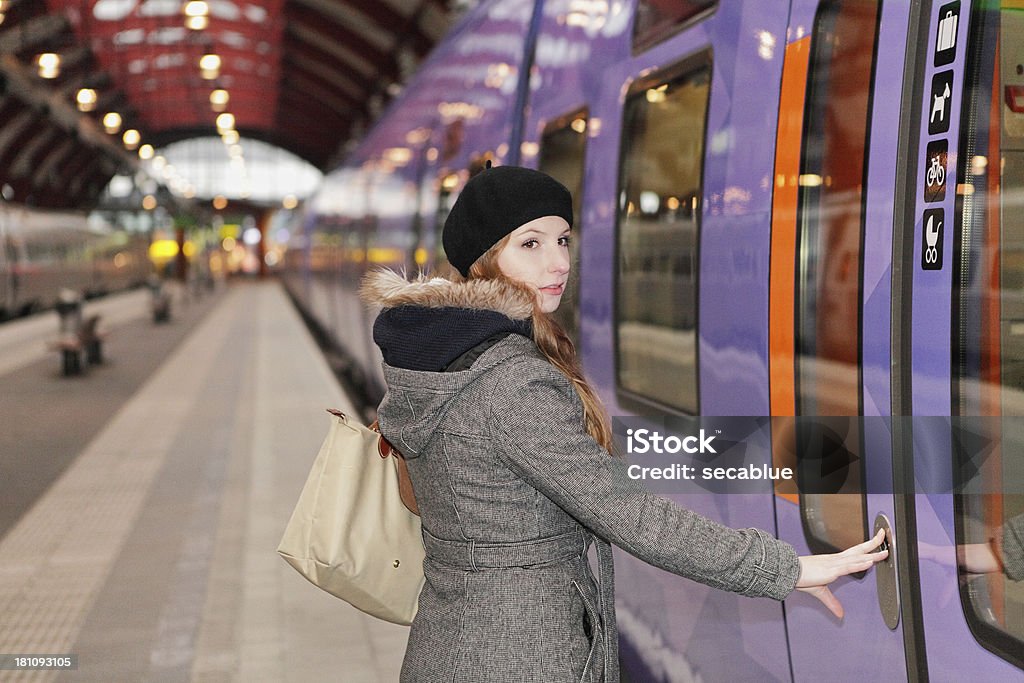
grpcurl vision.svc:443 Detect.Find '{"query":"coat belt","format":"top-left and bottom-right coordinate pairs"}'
top-left (421, 527), bottom-right (588, 570)
top-left (421, 527), bottom-right (619, 681)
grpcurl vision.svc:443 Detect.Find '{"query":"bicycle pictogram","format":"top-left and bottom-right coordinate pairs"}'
top-left (926, 155), bottom-right (945, 188)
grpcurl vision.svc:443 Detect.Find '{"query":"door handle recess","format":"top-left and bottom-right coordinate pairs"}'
top-left (874, 513), bottom-right (900, 629)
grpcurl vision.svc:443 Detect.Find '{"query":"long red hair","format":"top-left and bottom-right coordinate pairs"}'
top-left (452, 237), bottom-right (614, 453)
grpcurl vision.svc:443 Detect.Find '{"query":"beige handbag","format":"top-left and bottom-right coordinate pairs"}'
top-left (277, 409), bottom-right (424, 625)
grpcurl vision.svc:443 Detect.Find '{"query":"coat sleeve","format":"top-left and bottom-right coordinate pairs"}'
top-left (1002, 514), bottom-right (1024, 581)
top-left (487, 361), bottom-right (801, 601)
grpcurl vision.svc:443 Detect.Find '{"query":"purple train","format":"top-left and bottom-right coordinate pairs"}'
top-left (281, 1), bottom-right (1024, 680)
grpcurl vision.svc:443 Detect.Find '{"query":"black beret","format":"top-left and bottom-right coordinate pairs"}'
top-left (442, 165), bottom-right (573, 277)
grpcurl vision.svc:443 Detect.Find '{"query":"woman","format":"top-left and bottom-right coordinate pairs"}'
top-left (361, 165), bottom-right (887, 682)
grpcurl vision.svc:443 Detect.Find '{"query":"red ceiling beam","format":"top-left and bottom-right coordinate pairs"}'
top-left (281, 32), bottom-right (369, 100)
top-left (285, 3), bottom-right (390, 75)
top-left (283, 20), bottom-right (374, 83)
top-left (66, 155), bottom-right (108, 207)
top-left (52, 146), bottom-right (101, 202)
top-left (279, 55), bottom-right (362, 111)
top-left (280, 72), bottom-right (354, 122)
top-left (278, 91), bottom-right (348, 130)
top-left (65, 153), bottom-right (117, 206)
top-left (0, 106), bottom-right (40, 170)
top-left (9, 126), bottom-right (60, 179)
top-left (32, 138), bottom-right (77, 190)
top-left (0, 12), bottom-right (69, 55)
top-left (289, 0), bottom-right (434, 58)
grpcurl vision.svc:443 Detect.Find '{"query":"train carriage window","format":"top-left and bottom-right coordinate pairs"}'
top-left (434, 154), bottom-right (495, 274)
top-left (633, 1), bottom-right (717, 54)
top-left (953, 4), bottom-right (1024, 667)
top-left (793, 0), bottom-right (882, 553)
top-left (538, 110), bottom-right (588, 348)
top-left (615, 53), bottom-right (710, 415)
top-left (433, 172), bottom-right (457, 273)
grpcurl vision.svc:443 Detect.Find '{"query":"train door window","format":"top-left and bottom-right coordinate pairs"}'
top-left (410, 137), bottom-right (436, 272)
top-left (26, 237), bottom-right (54, 265)
top-left (538, 110), bottom-right (588, 348)
top-left (615, 53), bottom-right (710, 415)
top-left (433, 171), bottom-right (459, 273)
top-left (433, 155), bottom-right (496, 275)
top-left (633, 1), bottom-right (717, 54)
top-left (793, 0), bottom-right (882, 553)
top-left (953, 4), bottom-right (1024, 667)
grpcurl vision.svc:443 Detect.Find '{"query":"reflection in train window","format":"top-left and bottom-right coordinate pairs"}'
top-left (615, 54), bottom-right (710, 415)
top-left (953, 4), bottom-right (1024, 667)
top-left (632, 1), bottom-right (716, 54)
top-left (794, 0), bottom-right (881, 553)
top-left (538, 110), bottom-right (588, 349)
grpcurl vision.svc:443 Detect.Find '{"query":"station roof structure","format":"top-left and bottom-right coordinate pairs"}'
top-left (0, 0), bottom-right (457, 209)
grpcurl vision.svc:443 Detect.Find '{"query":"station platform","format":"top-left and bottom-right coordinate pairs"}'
top-left (0, 281), bottom-right (408, 682)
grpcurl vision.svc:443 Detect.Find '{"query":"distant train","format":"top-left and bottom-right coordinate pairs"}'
top-left (0, 203), bottom-right (150, 318)
top-left (282, 1), bottom-right (1024, 680)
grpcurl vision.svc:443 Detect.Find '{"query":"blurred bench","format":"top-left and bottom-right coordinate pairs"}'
top-left (47, 314), bottom-right (107, 376)
top-left (152, 290), bottom-right (171, 322)
top-left (149, 280), bottom-right (172, 323)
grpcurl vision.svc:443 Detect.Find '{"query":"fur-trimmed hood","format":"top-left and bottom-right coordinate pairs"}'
top-left (360, 269), bottom-right (534, 373)
top-left (359, 268), bottom-right (533, 319)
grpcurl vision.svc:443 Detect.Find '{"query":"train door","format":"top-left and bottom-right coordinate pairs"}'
top-left (533, 112), bottom-right (588, 348)
top-left (570, 1), bottom-right (795, 679)
top-left (908, 1), bottom-right (1024, 678)
top-left (768, 0), bottom-right (915, 678)
top-left (524, 0), bottom-right (626, 358)
top-left (520, 1), bottom-right (633, 358)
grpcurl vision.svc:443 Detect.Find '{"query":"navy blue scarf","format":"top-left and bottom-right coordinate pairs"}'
top-left (373, 305), bottom-right (532, 372)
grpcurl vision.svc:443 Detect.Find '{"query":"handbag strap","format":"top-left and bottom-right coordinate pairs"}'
top-left (326, 409), bottom-right (420, 516)
top-left (393, 446), bottom-right (419, 516)
top-left (370, 419), bottom-right (419, 516)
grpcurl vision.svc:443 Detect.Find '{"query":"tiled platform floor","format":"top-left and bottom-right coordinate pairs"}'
top-left (0, 281), bottom-right (408, 682)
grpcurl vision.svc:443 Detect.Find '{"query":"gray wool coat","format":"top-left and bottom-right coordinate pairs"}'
top-left (362, 270), bottom-right (801, 683)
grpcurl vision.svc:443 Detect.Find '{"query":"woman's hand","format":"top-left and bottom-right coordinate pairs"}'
top-left (795, 528), bottom-right (889, 619)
